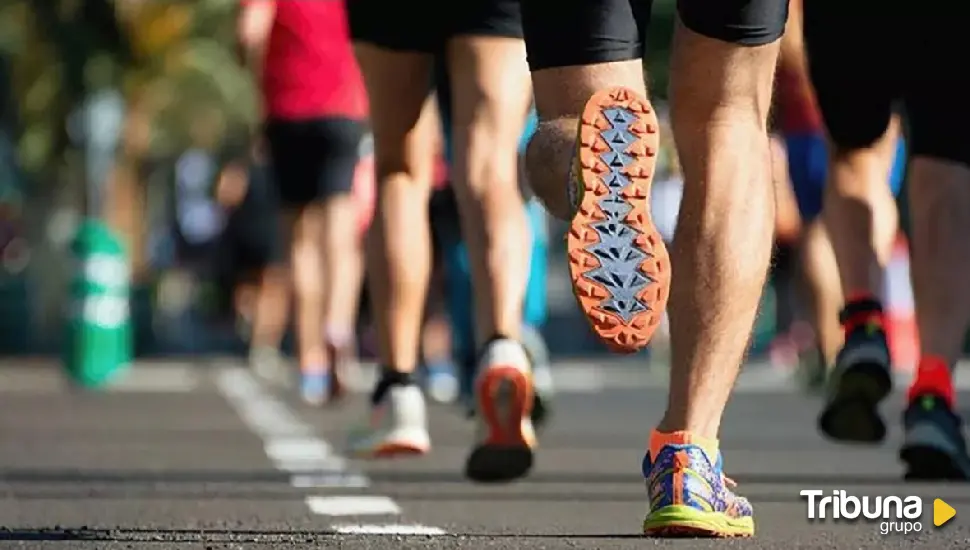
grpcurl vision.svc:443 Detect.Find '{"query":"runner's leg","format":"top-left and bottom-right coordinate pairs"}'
top-left (445, 20), bottom-right (539, 481)
top-left (522, 0), bottom-right (664, 353)
top-left (898, 11), bottom-right (970, 479)
top-left (804, 0), bottom-right (899, 443)
top-left (317, 121), bottom-right (371, 398)
top-left (345, 4), bottom-right (438, 455)
top-left (520, 0), bottom-right (786, 536)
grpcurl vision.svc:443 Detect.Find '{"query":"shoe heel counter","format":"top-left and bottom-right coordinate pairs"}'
top-left (647, 446), bottom-right (719, 511)
top-left (390, 385), bottom-right (427, 430)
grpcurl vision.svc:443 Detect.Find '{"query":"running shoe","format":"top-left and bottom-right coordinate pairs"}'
top-left (567, 87), bottom-right (671, 354)
top-left (424, 360), bottom-right (460, 404)
top-left (797, 345), bottom-right (827, 394)
top-left (901, 393), bottom-right (970, 480)
top-left (642, 443), bottom-right (754, 537)
top-left (522, 324), bottom-right (554, 428)
top-left (250, 346), bottom-right (291, 388)
top-left (465, 338), bottom-right (536, 482)
top-left (818, 298), bottom-right (892, 443)
top-left (346, 380), bottom-right (431, 458)
top-left (299, 370), bottom-right (329, 406)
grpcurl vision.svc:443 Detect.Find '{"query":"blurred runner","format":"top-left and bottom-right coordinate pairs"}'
top-left (430, 58), bottom-right (553, 423)
top-left (214, 154), bottom-right (289, 382)
top-left (346, 2), bottom-right (535, 482)
top-left (237, 0), bottom-right (373, 405)
top-left (774, 0), bottom-right (905, 388)
top-left (803, 0), bottom-right (970, 479)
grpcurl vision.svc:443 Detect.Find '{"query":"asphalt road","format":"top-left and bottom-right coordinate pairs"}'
top-left (1, 360), bottom-right (968, 549)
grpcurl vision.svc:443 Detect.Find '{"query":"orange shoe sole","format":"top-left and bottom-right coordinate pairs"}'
top-left (370, 441), bottom-right (429, 458)
top-left (465, 365), bottom-right (535, 483)
top-left (567, 87), bottom-right (671, 354)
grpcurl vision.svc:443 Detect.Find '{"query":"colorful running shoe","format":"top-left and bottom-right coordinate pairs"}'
top-left (643, 441), bottom-right (754, 537)
top-left (901, 357), bottom-right (970, 480)
top-left (465, 338), bottom-right (536, 482)
top-left (346, 381), bottom-right (431, 458)
top-left (568, 87), bottom-right (670, 354)
top-left (818, 298), bottom-right (892, 443)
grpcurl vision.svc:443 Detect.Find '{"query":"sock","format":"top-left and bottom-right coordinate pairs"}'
top-left (648, 429), bottom-right (719, 467)
top-left (907, 355), bottom-right (954, 408)
top-left (370, 367), bottom-right (414, 405)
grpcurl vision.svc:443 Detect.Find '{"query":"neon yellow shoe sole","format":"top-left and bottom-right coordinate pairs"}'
top-left (643, 505), bottom-right (755, 538)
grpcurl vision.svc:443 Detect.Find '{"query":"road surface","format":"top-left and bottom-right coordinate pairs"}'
top-left (1, 359), bottom-right (967, 549)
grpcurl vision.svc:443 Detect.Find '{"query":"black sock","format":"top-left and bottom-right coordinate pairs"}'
top-left (370, 367), bottom-right (414, 405)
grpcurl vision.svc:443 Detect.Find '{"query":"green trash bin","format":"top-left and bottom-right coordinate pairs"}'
top-left (63, 219), bottom-right (132, 388)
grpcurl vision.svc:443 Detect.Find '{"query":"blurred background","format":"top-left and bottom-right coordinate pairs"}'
top-left (0, 0), bottom-right (925, 369)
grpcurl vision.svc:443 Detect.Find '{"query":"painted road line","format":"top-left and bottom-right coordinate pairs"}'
top-left (215, 367), bottom-right (444, 533)
top-left (264, 437), bottom-right (333, 462)
top-left (306, 496), bottom-right (401, 517)
top-left (331, 524), bottom-right (447, 535)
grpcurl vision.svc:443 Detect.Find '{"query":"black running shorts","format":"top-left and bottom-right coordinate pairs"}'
top-left (347, 0), bottom-right (522, 51)
top-left (222, 162), bottom-right (285, 273)
top-left (520, 0), bottom-right (788, 71)
top-left (804, 1), bottom-right (970, 165)
top-left (264, 117), bottom-right (369, 206)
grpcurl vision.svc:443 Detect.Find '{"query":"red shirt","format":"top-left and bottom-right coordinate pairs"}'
top-left (260, 1), bottom-right (367, 120)
top-left (774, 64), bottom-right (822, 135)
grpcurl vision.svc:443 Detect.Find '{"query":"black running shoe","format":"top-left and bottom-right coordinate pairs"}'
top-left (818, 299), bottom-right (893, 443)
top-left (900, 393), bottom-right (970, 481)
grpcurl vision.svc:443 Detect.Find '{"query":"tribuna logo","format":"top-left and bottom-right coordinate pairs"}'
top-left (800, 490), bottom-right (923, 534)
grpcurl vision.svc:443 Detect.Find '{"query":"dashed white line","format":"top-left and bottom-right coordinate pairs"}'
top-left (306, 496), bottom-right (401, 517)
top-left (214, 368), bottom-right (445, 535)
top-left (332, 524), bottom-right (447, 535)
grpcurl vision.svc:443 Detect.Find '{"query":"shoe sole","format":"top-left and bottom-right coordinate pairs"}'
top-left (900, 445), bottom-right (969, 481)
top-left (644, 505), bottom-right (754, 538)
top-left (465, 366), bottom-right (535, 483)
top-left (568, 87), bottom-right (670, 354)
top-left (818, 362), bottom-right (892, 443)
top-left (900, 421), bottom-right (970, 480)
top-left (369, 441), bottom-right (430, 459)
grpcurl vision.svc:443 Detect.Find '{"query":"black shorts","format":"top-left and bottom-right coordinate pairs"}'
top-left (222, 162), bottom-right (285, 273)
top-left (264, 117), bottom-right (368, 206)
top-left (521, 0), bottom-right (788, 71)
top-left (804, 2), bottom-right (970, 165)
top-left (347, 0), bottom-right (522, 51)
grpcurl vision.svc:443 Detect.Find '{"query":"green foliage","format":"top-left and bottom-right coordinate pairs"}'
top-left (5, 0), bottom-right (257, 177)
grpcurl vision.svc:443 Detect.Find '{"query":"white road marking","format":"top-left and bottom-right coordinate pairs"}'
top-left (306, 496), bottom-right (401, 517)
top-left (215, 367), bottom-right (444, 533)
top-left (332, 524), bottom-right (447, 535)
top-left (264, 438), bottom-right (333, 462)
